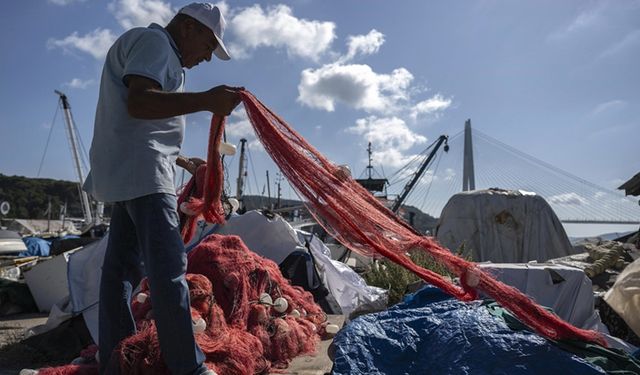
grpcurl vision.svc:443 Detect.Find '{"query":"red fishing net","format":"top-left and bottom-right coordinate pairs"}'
top-left (118, 234), bottom-right (324, 374)
top-left (237, 90), bottom-right (607, 346)
top-left (40, 234), bottom-right (325, 375)
top-left (178, 116), bottom-right (227, 243)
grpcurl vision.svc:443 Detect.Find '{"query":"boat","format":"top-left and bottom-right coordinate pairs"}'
top-left (0, 229), bottom-right (27, 255)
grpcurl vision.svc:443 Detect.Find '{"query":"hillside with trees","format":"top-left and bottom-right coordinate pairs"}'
top-left (0, 175), bottom-right (439, 233)
top-left (0, 174), bottom-right (87, 219)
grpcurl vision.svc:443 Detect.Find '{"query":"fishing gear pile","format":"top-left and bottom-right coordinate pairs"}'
top-left (37, 234), bottom-right (326, 374)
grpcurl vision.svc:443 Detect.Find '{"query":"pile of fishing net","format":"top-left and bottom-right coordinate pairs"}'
top-left (36, 234), bottom-right (326, 374)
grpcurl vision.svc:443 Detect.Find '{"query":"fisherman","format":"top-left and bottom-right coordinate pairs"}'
top-left (83, 3), bottom-right (241, 374)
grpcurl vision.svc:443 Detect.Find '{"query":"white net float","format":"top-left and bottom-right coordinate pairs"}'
top-left (193, 317), bottom-right (207, 333)
top-left (179, 202), bottom-right (197, 216)
top-left (136, 292), bottom-right (148, 303)
top-left (219, 142), bottom-right (237, 156)
top-left (273, 297), bottom-right (289, 313)
top-left (259, 293), bottom-right (273, 305)
top-left (325, 323), bottom-right (339, 334)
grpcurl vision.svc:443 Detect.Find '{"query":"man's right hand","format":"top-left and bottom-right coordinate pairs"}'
top-left (207, 85), bottom-right (244, 116)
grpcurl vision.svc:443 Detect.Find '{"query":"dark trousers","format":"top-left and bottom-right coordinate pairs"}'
top-left (98, 193), bottom-right (207, 374)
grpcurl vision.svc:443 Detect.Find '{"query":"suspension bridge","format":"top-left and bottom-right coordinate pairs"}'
top-left (384, 120), bottom-right (640, 225)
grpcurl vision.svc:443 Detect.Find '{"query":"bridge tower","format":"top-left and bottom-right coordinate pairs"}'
top-left (462, 119), bottom-right (476, 191)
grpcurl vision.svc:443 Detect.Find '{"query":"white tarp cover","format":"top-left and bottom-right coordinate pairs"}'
top-left (436, 189), bottom-right (575, 263)
top-left (605, 257), bottom-right (640, 337)
top-left (25, 236), bottom-right (107, 343)
top-left (478, 263), bottom-right (606, 331)
top-left (67, 234), bottom-right (107, 343)
top-left (479, 262), bottom-right (638, 353)
top-left (188, 210), bottom-right (388, 316)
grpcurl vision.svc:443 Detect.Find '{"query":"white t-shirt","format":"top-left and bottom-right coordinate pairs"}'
top-left (84, 23), bottom-right (185, 203)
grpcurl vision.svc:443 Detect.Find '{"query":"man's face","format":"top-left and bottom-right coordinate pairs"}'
top-left (181, 22), bottom-right (218, 69)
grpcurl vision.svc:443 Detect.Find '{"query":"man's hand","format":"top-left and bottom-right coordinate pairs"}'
top-left (177, 155), bottom-right (206, 175)
top-left (206, 85), bottom-right (244, 116)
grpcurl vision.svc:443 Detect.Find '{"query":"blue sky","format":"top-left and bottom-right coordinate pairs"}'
top-left (1, 0), bottom-right (639, 235)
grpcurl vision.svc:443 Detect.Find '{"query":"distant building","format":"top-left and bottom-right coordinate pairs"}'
top-left (619, 172), bottom-right (640, 197)
top-left (2, 219), bottom-right (80, 236)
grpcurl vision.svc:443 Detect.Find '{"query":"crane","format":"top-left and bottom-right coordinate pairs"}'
top-left (391, 135), bottom-right (449, 213)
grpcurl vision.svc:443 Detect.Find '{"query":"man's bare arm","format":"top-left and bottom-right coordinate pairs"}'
top-left (126, 75), bottom-right (242, 119)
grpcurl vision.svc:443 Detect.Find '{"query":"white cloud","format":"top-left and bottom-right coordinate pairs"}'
top-left (228, 4), bottom-right (335, 61)
top-left (224, 109), bottom-right (263, 152)
top-left (442, 168), bottom-right (456, 182)
top-left (372, 149), bottom-right (421, 169)
top-left (339, 29), bottom-right (385, 63)
top-left (598, 29), bottom-right (640, 60)
top-left (65, 78), bottom-right (96, 89)
top-left (247, 139), bottom-right (265, 153)
top-left (410, 94), bottom-right (452, 120)
top-left (590, 99), bottom-right (627, 116)
top-left (565, 7), bottom-right (601, 34)
top-left (225, 110), bottom-right (254, 139)
top-left (548, 4), bottom-right (604, 40)
top-left (298, 63), bottom-right (413, 113)
top-left (108, 0), bottom-right (175, 29)
top-left (548, 192), bottom-right (587, 206)
top-left (346, 116), bottom-right (427, 168)
top-left (47, 28), bottom-right (117, 60)
top-left (48, 0), bottom-right (86, 5)
top-left (609, 178), bottom-right (626, 189)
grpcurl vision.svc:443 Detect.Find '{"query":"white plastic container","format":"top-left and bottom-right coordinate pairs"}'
top-left (219, 142), bottom-right (237, 156)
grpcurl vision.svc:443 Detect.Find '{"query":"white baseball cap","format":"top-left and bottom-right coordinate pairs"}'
top-left (178, 2), bottom-right (230, 60)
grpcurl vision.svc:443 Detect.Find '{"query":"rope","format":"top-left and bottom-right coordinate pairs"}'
top-left (37, 101), bottom-right (60, 177)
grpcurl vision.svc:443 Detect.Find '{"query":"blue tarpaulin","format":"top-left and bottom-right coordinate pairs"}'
top-left (19, 237), bottom-right (51, 257)
top-left (332, 286), bottom-right (607, 375)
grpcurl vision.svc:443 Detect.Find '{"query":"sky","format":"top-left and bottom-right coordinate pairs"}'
top-left (1, 0), bottom-right (639, 236)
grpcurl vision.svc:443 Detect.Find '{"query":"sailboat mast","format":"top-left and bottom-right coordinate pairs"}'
top-left (236, 138), bottom-right (248, 202)
top-left (54, 90), bottom-right (93, 225)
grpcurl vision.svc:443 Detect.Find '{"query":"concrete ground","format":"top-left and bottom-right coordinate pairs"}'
top-left (0, 313), bottom-right (49, 375)
top-left (0, 313), bottom-right (343, 375)
top-left (271, 314), bottom-right (344, 375)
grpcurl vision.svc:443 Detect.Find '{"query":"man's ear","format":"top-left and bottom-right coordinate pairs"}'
top-left (179, 18), bottom-right (195, 38)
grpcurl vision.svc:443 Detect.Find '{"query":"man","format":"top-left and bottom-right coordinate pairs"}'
top-left (83, 3), bottom-right (240, 374)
